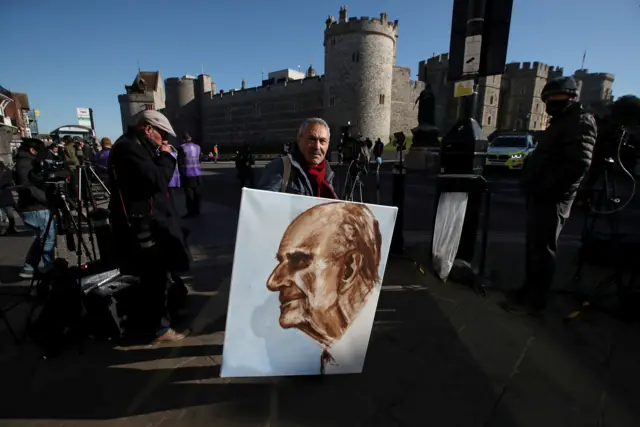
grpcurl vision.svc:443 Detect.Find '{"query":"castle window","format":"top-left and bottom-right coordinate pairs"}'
top-left (520, 87), bottom-right (526, 95)
top-left (535, 103), bottom-right (539, 113)
top-left (534, 121), bottom-right (537, 128)
top-left (489, 95), bottom-right (494, 105)
top-left (515, 119), bottom-right (522, 129)
top-left (329, 96), bottom-right (335, 107)
top-left (379, 94), bottom-right (385, 105)
top-left (352, 52), bottom-right (360, 62)
top-left (144, 104), bottom-right (154, 110)
top-left (487, 115), bottom-right (492, 126)
top-left (332, 37), bottom-right (336, 46)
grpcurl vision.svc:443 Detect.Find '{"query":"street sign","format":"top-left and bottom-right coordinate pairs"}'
top-left (462, 35), bottom-right (482, 74)
top-left (77, 107), bottom-right (91, 128)
top-left (454, 80), bottom-right (475, 97)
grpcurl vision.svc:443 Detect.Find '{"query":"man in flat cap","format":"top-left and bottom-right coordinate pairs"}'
top-left (505, 76), bottom-right (597, 315)
top-left (108, 110), bottom-right (190, 343)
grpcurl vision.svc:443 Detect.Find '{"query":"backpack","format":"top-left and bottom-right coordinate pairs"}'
top-left (280, 156), bottom-right (291, 193)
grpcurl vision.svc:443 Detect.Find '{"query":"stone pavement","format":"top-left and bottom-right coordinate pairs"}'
top-left (1, 164), bottom-right (640, 426)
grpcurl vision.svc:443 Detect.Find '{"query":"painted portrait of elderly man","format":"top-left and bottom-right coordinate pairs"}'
top-left (266, 201), bottom-right (382, 373)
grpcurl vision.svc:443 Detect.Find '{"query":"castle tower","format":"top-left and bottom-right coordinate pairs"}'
top-left (323, 8), bottom-right (399, 143)
top-left (164, 75), bottom-right (197, 144)
top-left (573, 69), bottom-right (615, 107)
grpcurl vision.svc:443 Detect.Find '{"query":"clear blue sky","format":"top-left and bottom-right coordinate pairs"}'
top-left (2, 0), bottom-right (638, 139)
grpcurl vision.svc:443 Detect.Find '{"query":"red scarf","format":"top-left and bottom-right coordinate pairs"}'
top-left (305, 160), bottom-right (337, 199)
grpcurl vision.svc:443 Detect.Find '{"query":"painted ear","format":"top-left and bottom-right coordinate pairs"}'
top-left (342, 252), bottom-right (362, 282)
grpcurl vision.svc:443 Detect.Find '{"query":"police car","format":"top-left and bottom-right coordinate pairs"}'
top-left (486, 134), bottom-right (536, 170)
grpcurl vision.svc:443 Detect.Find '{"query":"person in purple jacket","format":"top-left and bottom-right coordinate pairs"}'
top-left (177, 133), bottom-right (201, 218)
top-left (95, 138), bottom-right (112, 183)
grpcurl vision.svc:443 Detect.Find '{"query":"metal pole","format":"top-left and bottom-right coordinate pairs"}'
top-left (89, 108), bottom-right (95, 132)
top-left (463, 0), bottom-right (487, 122)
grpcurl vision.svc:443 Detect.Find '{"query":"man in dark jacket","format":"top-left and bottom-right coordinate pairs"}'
top-left (13, 138), bottom-right (57, 279)
top-left (0, 159), bottom-right (18, 235)
top-left (258, 117), bottom-right (337, 198)
top-left (108, 110), bottom-right (190, 343)
top-left (505, 77), bottom-right (597, 315)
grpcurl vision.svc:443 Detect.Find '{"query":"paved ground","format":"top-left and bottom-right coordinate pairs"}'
top-left (1, 162), bottom-right (639, 426)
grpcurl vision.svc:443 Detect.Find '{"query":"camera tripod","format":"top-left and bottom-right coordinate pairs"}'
top-left (80, 162), bottom-right (110, 209)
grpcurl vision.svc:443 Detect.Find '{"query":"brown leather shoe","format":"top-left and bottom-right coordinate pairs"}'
top-left (152, 328), bottom-right (187, 344)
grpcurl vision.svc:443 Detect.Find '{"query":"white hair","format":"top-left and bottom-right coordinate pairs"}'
top-left (297, 117), bottom-right (330, 141)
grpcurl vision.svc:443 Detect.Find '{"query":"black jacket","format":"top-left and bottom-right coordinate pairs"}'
top-left (522, 102), bottom-right (597, 202)
top-left (108, 132), bottom-right (190, 273)
top-left (0, 160), bottom-right (15, 208)
top-left (13, 148), bottom-right (48, 212)
top-left (258, 145), bottom-right (336, 197)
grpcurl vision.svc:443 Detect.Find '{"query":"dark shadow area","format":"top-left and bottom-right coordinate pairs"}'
top-left (404, 242), bottom-right (640, 426)
top-left (0, 265), bottom-right (27, 284)
top-left (0, 343), bottom-right (273, 421)
top-left (273, 259), bottom-right (518, 427)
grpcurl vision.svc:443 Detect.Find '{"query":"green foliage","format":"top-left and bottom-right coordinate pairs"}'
top-left (384, 134), bottom-right (414, 151)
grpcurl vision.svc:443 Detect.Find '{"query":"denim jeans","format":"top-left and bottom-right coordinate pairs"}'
top-left (22, 210), bottom-right (56, 271)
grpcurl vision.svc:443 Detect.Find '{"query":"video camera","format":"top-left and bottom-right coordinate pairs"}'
top-left (337, 124), bottom-right (372, 167)
top-left (392, 132), bottom-right (407, 151)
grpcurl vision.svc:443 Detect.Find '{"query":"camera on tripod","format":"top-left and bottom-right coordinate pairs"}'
top-left (392, 132), bottom-right (407, 152)
top-left (337, 123), bottom-right (371, 169)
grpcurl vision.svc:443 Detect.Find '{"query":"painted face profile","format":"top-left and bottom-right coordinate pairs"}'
top-left (266, 202), bottom-right (382, 347)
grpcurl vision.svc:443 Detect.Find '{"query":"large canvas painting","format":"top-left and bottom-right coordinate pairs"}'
top-left (220, 188), bottom-right (398, 378)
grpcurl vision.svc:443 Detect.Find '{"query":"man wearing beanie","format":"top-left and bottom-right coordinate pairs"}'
top-left (504, 76), bottom-right (597, 315)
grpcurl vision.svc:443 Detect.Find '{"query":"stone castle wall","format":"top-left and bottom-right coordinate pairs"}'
top-left (200, 77), bottom-right (324, 149)
top-left (391, 66), bottom-right (424, 136)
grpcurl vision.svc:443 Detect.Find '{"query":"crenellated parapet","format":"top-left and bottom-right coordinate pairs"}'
top-left (324, 13), bottom-right (399, 43)
top-left (574, 69), bottom-right (615, 82)
top-left (208, 76), bottom-right (324, 102)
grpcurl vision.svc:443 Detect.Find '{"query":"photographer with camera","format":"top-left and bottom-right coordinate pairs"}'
top-left (258, 117), bottom-right (337, 198)
top-left (13, 138), bottom-right (57, 279)
top-left (504, 76), bottom-right (597, 315)
top-left (108, 110), bottom-right (189, 343)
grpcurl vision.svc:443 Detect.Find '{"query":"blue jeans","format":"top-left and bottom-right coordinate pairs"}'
top-left (22, 210), bottom-right (56, 272)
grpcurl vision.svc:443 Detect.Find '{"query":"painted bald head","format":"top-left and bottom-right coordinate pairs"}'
top-left (266, 202), bottom-right (382, 347)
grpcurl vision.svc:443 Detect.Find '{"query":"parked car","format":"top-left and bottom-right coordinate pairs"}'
top-left (485, 134), bottom-right (536, 170)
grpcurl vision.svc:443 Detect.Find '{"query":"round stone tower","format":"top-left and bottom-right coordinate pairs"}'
top-left (323, 7), bottom-right (398, 144)
top-left (164, 75), bottom-right (197, 143)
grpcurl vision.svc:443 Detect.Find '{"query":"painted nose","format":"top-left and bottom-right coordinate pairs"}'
top-left (267, 263), bottom-right (289, 291)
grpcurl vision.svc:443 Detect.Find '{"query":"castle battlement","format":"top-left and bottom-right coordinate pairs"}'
top-left (324, 12), bottom-right (398, 40)
top-left (426, 53), bottom-right (449, 64)
top-left (504, 61), bottom-right (553, 76)
top-left (165, 75), bottom-right (196, 84)
top-left (209, 76), bottom-right (324, 101)
top-left (574, 69), bottom-right (615, 81)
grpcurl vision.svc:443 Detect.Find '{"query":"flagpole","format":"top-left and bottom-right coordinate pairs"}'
top-left (581, 49), bottom-right (586, 69)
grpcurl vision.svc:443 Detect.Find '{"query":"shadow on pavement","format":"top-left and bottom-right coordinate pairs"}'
top-left (271, 258), bottom-right (518, 427)
top-left (0, 343), bottom-right (271, 421)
